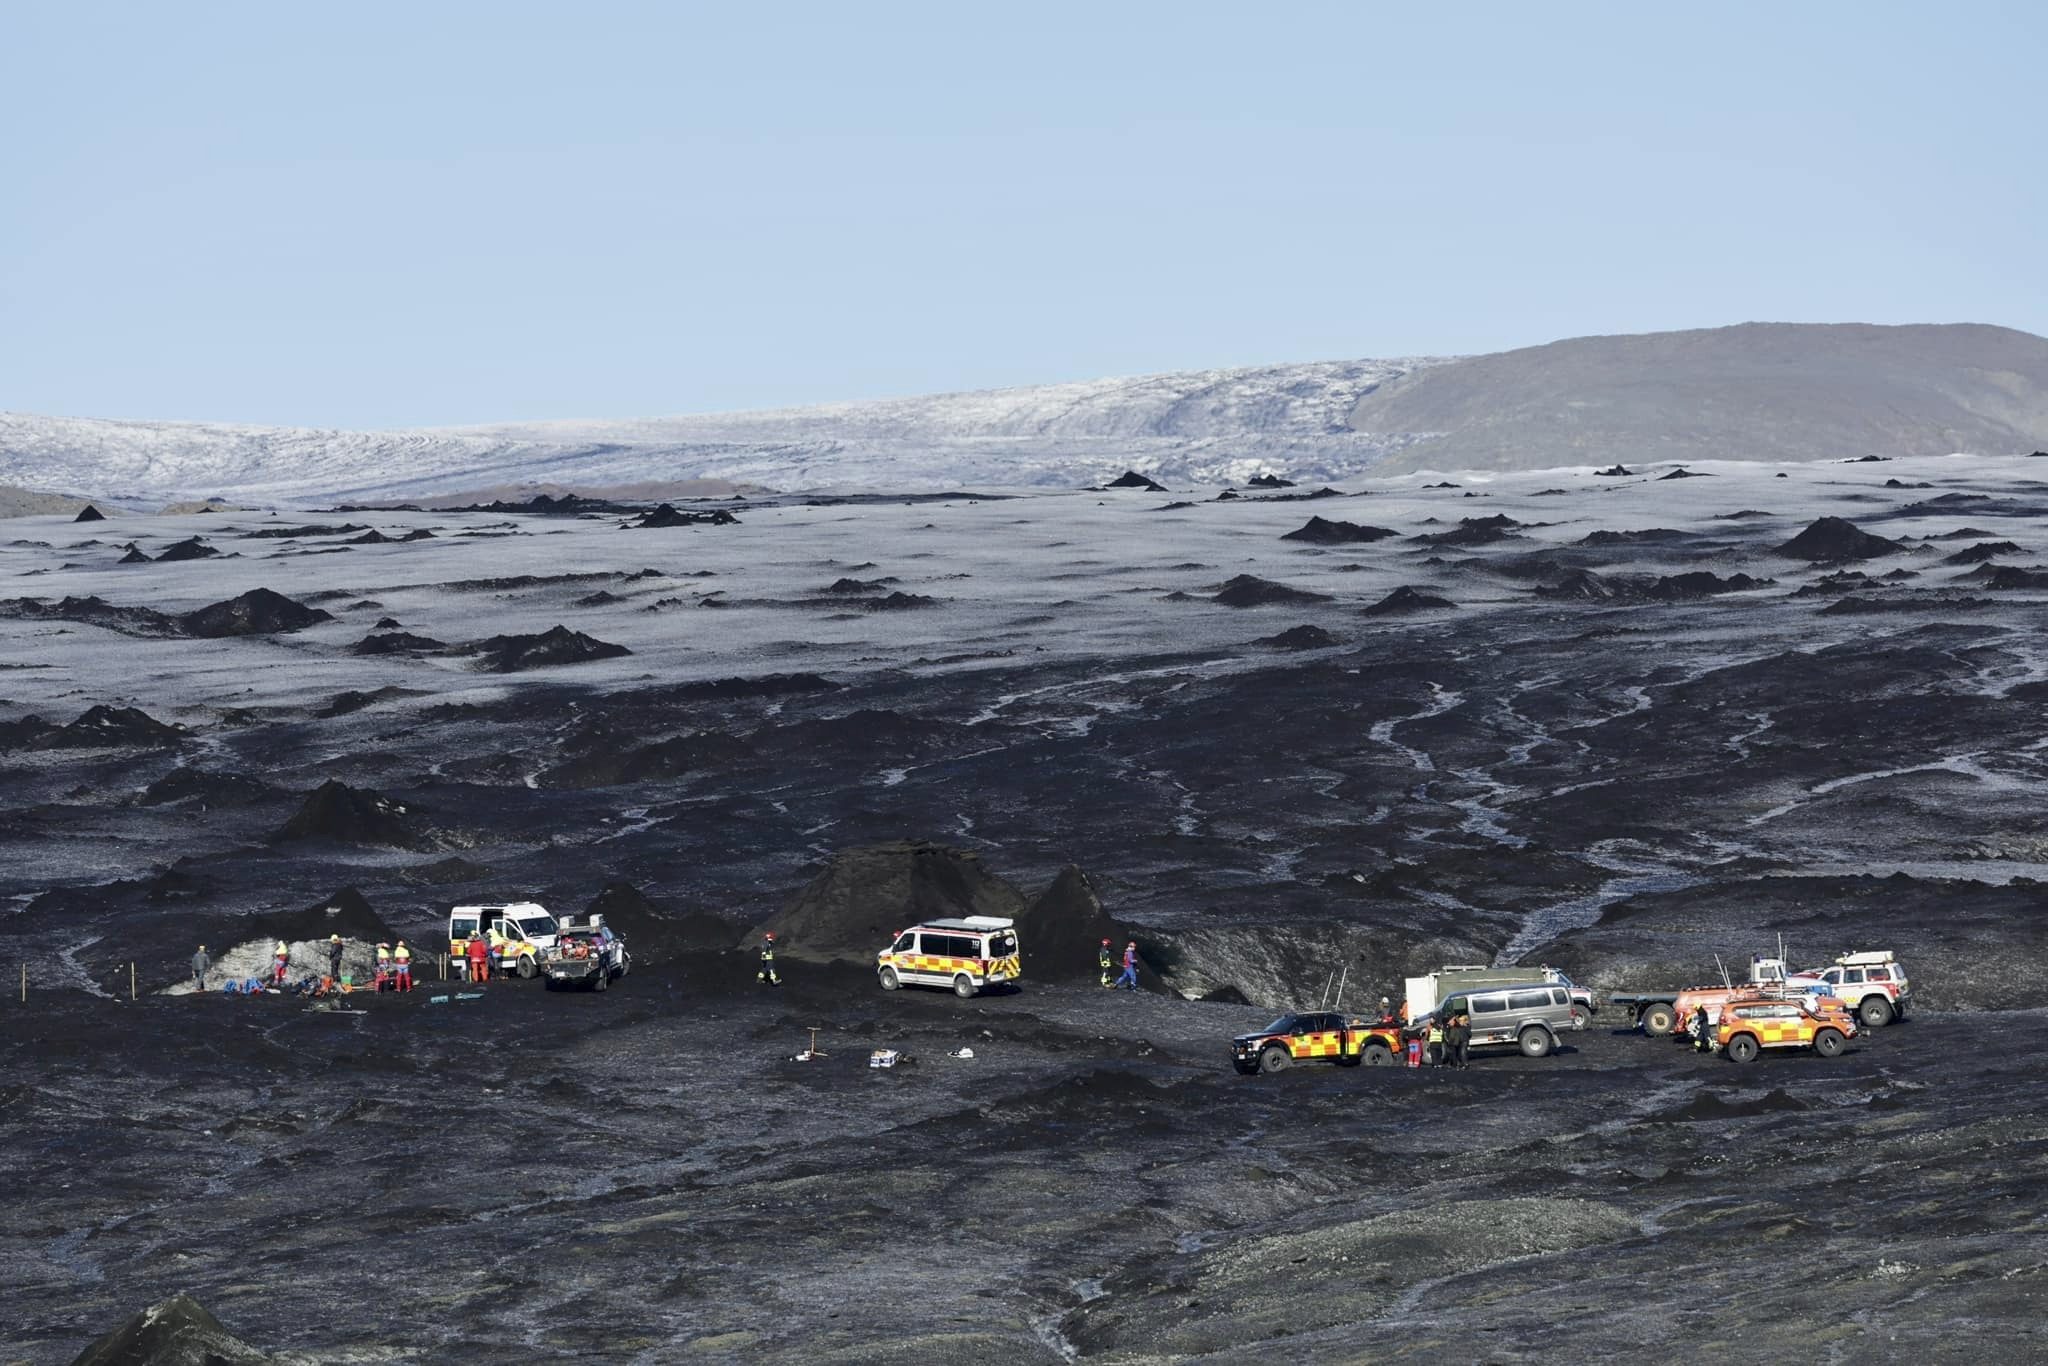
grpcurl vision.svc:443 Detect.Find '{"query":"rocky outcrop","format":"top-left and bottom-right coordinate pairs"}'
top-left (70, 1294), bottom-right (270, 1365)
top-left (752, 841), bottom-right (1028, 961)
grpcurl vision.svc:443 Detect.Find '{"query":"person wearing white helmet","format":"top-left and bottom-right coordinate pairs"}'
top-left (757, 931), bottom-right (781, 987)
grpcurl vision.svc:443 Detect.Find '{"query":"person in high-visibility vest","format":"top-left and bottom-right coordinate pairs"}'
top-left (1426, 1015), bottom-right (1445, 1066)
top-left (375, 942), bottom-right (392, 991)
top-left (272, 940), bottom-right (290, 985)
top-left (466, 933), bottom-right (489, 984)
top-left (393, 940), bottom-right (412, 992)
top-left (757, 932), bottom-right (781, 987)
top-left (1098, 939), bottom-right (1114, 988)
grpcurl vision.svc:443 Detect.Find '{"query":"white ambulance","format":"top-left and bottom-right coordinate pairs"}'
top-left (877, 917), bottom-right (1023, 997)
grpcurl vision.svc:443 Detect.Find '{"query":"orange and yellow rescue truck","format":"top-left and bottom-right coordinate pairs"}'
top-left (1231, 1012), bottom-right (1404, 1075)
top-left (877, 917), bottom-right (1021, 998)
top-left (1716, 997), bottom-right (1859, 1063)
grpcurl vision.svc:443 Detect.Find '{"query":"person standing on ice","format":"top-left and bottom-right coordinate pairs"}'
top-left (192, 945), bottom-right (210, 992)
top-left (327, 934), bottom-right (344, 983)
top-left (271, 940), bottom-right (290, 986)
top-left (757, 932), bottom-right (781, 987)
top-left (1098, 939), bottom-right (1114, 988)
top-left (1116, 941), bottom-right (1139, 990)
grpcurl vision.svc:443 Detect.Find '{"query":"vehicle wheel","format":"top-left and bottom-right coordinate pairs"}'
top-left (593, 968), bottom-right (608, 992)
top-left (1570, 1007), bottom-right (1590, 1029)
top-left (1813, 1027), bottom-right (1845, 1058)
top-left (618, 953), bottom-right (630, 977)
top-left (1362, 1042), bottom-right (1394, 1066)
top-left (1642, 1003), bottom-right (1676, 1036)
top-left (1726, 1033), bottom-right (1760, 1063)
top-left (1858, 996), bottom-right (1893, 1028)
top-left (1258, 1045), bottom-right (1291, 1075)
top-left (879, 967), bottom-right (900, 991)
top-left (1518, 1026), bottom-right (1554, 1059)
top-left (518, 955), bottom-right (537, 980)
top-left (953, 973), bottom-right (978, 999)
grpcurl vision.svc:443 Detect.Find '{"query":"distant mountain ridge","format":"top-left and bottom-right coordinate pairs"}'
top-left (1, 323), bottom-right (2042, 505)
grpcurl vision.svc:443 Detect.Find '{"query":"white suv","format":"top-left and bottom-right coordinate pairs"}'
top-left (1796, 951), bottom-right (1909, 1027)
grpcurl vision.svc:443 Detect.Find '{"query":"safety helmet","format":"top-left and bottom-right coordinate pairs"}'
top-left (330, 934), bottom-right (341, 942)
top-left (764, 931), bottom-right (776, 941)
top-left (1101, 938), bottom-right (1111, 946)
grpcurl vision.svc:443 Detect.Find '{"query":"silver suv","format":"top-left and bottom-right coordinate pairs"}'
top-left (1434, 982), bottom-right (1585, 1058)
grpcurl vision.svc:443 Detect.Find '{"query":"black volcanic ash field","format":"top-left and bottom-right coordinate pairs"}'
top-left (5, 457), bottom-right (2048, 1360)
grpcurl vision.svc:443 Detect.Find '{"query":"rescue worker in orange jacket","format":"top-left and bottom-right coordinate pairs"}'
top-left (466, 933), bottom-right (489, 984)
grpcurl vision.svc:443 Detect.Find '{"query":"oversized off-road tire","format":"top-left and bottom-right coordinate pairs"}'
top-left (517, 955), bottom-right (537, 980)
top-left (953, 973), bottom-right (978, 999)
top-left (1258, 1045), bottom-right (1291, 1075)
top-left (1726, 1033), bottom-right (1760, 1063)
top-left (1642, 1003), bottom-right (1676, 1036)
top-left (1362, 1041), bottom-right (1394, 1067)
top-left (1813, 1027), bottom-right (1845, 1058)
top-left (1858, 995), bottom-right (1893, 1028)
top-left (1518, 1026), bottom-right (1554, 1059)
top-left (593, 967), bottom-right (608, 992)
top-left (879, 967), bottom-right (900, 991)
top-left (1570, 1006), bottom-right (1590, 1029)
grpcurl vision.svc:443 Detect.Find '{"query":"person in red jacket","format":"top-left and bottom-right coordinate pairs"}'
top-left (466, 933), bottom-right (489, 984)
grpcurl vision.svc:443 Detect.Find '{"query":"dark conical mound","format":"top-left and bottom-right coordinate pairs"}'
top-left (1016, 865), bottom-right (1163, 990)
top-left (1657, 467), bottom-right (1711, 480)
top-left (274, 780), bottom-right (426, 848)
top-left (242, 886), bottom-right (400, 950)
top-left (1976, 565), bottom-right (2048, 589)
top-left (1254, 624), bottom-right (1338, 650)
top-left (45, 704), bottom-right (185, 749)
top-left (1941, 540), bottom-right (2022, 565)
top-left (1645, 571), bottom-right (1773, 599)
top-left (1536, 569), bottom-right (1626, 601)
top-left (1281, 516), bottom-right (1399, 545)
top-left (821, 576), bottom-right (893, 595)
top-left (73, 504), bottom-right (107, 523)
top-left (857, 591), bottom-right (939, 611)
top-left (1104, 470), bottom-right (1168, 491)
top-left (153, 537), bottom-right (221, 562)
top-left (631, 503), bottom-right (739, 528)
top-left (753, 841), bottom-right (1028, 961)
top-left (1364, 586), bottom-right (1457, 615)
top-left (1594, 464), bottom-right (1633, 477)
top-left (352, 630), bottom-right (447, 656)
top-left (180, 588), bottom-right (334, 638)
top-left (1413, 515), bottom-right (1524, 547)
top-left (69, 1293), bottom-right (270, 1366)
top-left (1212, 574), bottom-right (1332, 608)
top-left (467, 625), bottom-right (631, 672)
top-left (582, 882), bottom-right (733, 962)
top-left (117, 543), bottom-right (152, 564)
top-left (347, 529), bottom-right (394, 544)
top-left (1774, 516), bottom-right (1903, 562)
top-left (1247, 473), bottom-right (1296, 489)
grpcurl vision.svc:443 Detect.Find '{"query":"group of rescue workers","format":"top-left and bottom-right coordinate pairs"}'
top-left (188, 935), bottom-right (417, 995)
top-left (1096, 939), bottom-right (1140, 990)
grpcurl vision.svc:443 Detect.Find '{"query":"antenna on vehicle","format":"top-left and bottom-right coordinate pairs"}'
top-left (1318, 970), bottom-right (1335, 1010)
top-left (1332, 966), bottom-right (1349, 1013)
top-left (1715, 953), bottom-right (1732, 991)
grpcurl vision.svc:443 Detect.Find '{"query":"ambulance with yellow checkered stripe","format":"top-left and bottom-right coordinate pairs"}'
top-left (877, 917), bottom-right (1022, 998)
top-left (1715, 996), bottom-right (1859, 1062)
top-left (1231, 1012), bottom-right (1404, 1075)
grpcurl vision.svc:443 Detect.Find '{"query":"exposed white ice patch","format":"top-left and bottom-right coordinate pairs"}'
top-left (1744, 752), bottom-right (2011, 827)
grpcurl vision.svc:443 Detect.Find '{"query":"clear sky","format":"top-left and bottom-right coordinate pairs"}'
top-left (3, 1), bottom-right (2043, 429)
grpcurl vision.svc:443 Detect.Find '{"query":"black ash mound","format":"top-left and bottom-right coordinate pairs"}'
top-left (3, 704), bottom-right (185, 752)
top-left (582, 882), bottom-right (734, 962)
top-left (1016, 865), bottom-right (1163, 991)
top-left (72, 504), bottom-right (106, 523)
top-left (153, 537), bottom-right (222, 562)
top-left (1254, 624), bottom-right (1338, 649)
top-left (1576, 527), bottom-right (1691, 546)
top-left (752, 841), bottom-right (1028, 961)
top-left (1247, 473), bottom-right (1295, 488)
top-left (182, 588), bottom-right (334, 638)
top-left (630, 503), bottom-right (739, 528)
top-left (1281, 516), bottom-right (1398, 545)
top-left (855, 591), bottom-right (940, 611)
top-left (1941, 541), bottom-right (2022, 564)
top-left (1102, 470), bottom-right (1168, 491)
top-left (1364, 586), bottom-right (1456, 615)
top-left (351, 630), bottom-right (447, 655)
top-left (274, 780), bottom-right (429, 848)
top-left (1211, 574), bottom-right (1332, 607)
top-left (464, 624), bottom-right (631, 672)
top-left (70, 1293), bottom-right (270, 1366)
top-left (1536, 570), bottom-right (1772, 601)
top-left (1413, 515), bottom-right (1524, 547)
top-left (1774, 516), bottom-right (1904, 561)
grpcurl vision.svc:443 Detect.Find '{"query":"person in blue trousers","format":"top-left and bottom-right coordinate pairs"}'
top-left (1116, 941), bottom-right (1140, 990)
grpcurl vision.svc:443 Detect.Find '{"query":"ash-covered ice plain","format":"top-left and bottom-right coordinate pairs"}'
top-left (6, 454), bottom-right (2048, 1361)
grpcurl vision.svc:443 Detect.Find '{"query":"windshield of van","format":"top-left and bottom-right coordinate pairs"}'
top-left (516, 914), bottom-right (559, 938)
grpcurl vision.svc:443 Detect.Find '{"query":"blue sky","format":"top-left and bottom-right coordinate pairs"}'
top-left (3, 2), bottom-right (2042, 428)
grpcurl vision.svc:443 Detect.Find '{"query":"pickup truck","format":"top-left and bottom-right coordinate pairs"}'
top-left (543, 919), bottom-right (631, 992)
